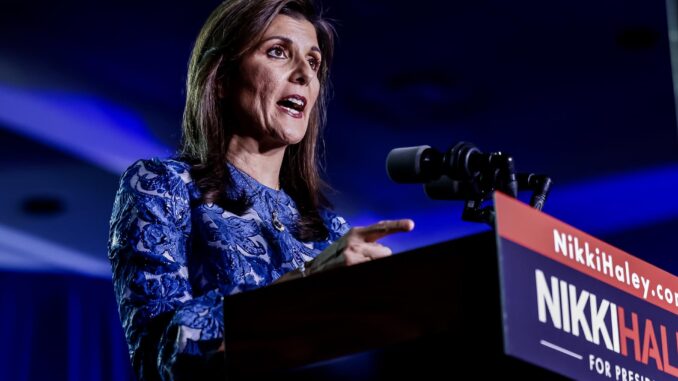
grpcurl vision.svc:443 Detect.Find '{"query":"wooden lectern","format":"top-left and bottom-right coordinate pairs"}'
top-left (221, 232), bottom-right (567, 380)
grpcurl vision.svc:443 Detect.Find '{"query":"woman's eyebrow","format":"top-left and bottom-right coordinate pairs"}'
top-left (261, 35), bottom-right (321, 54)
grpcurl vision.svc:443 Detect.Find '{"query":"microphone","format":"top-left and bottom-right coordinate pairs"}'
top-left (423, 175), bottom-right (481, 200)
top-left (385, 141), bottom-right (552, 223)
top-left (385, 142), bottom-right (486, 184)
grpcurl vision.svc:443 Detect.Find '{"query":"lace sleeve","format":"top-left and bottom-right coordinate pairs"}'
top-left (108, 159), bottom-right (223, 381)
top-left (319, 208), bottom-right (351, 242)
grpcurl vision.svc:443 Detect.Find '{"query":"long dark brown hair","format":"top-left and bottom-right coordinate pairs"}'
top-left (180, 0), bottom-right (336, 241)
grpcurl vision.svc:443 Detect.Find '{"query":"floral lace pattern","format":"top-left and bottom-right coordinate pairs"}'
top-left (108, 158), bottom-right (350, 380)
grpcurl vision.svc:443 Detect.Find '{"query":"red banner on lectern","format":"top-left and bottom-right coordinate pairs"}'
top-left (494, 192), bottom-right (678, 380)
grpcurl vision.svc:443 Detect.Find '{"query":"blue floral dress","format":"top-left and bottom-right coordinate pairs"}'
top-left (107, 158), bottom-right (350, 380)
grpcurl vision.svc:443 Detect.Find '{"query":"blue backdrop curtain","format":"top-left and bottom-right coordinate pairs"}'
top-left (0, 271), bottom-right (135, 381)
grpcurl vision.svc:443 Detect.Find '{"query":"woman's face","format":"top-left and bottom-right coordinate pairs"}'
top-left (232, 14), bottom-right (321, 148)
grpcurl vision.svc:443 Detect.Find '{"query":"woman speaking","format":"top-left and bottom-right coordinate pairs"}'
top-left (108, 0), bottom-right (414, 379)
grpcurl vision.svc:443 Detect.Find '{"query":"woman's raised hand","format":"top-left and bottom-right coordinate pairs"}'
top-left (306, 219), bottom-right (415, 274)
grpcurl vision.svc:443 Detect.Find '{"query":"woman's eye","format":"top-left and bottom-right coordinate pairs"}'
top-left (308, 57), bottom-right (320, 71)
top-left (267, 46), bottom-right (286, 59)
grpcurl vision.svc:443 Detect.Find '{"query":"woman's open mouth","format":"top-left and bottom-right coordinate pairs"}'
top-left (276, 94), bottom-right (307, 119)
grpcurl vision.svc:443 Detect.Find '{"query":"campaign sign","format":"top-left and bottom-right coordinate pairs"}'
top-left (494, 192), bottom-right (678, 381)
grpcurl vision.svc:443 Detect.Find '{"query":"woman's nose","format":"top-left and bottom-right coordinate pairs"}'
top-left (290, 57), bottom-right (313, 86)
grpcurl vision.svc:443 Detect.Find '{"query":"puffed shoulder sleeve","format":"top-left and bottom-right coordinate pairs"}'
top-left (108, 159), bottom-right (223, 381)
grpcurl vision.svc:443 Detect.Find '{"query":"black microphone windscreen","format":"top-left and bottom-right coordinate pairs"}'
top-left (386, 145), bottom-right (431, 183)
top-left (424, 176), bottom-right (480, 200)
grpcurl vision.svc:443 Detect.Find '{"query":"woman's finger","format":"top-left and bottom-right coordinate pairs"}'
top-left (352, 219), bottom-right (415, 242)
top-left (360, 242), bottom-right (393, 259)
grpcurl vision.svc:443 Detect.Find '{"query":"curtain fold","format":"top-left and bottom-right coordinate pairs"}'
top-left (0, 271), bottom-right (135, 381)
